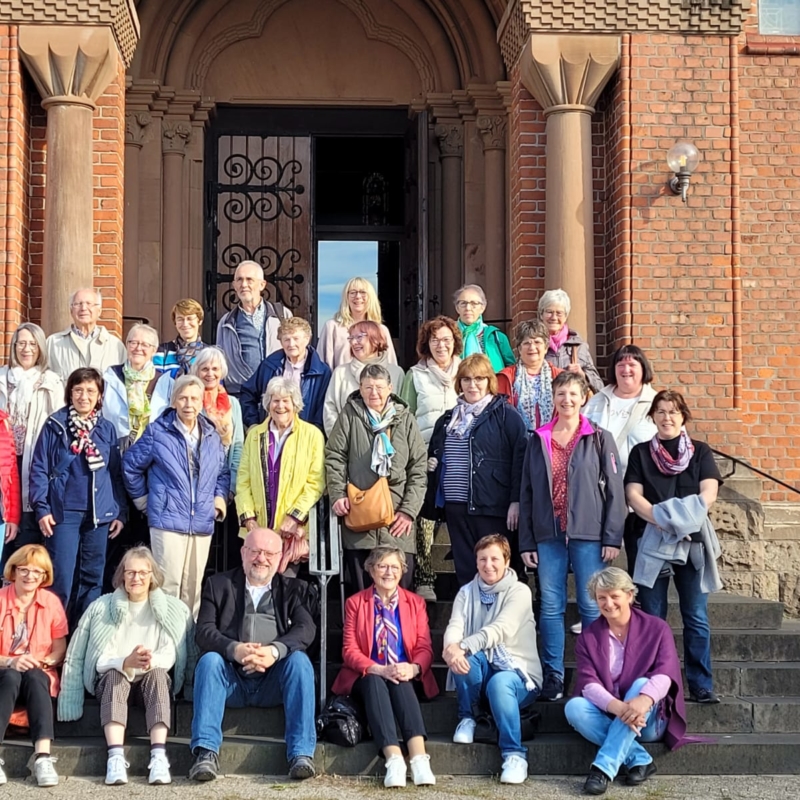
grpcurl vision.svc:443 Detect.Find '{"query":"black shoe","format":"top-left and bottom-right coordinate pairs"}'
top-left (583, 767), bottom-right (610, 796)
top-left (690, 688), bottom-right (720, 704)
top-left (626, 762), bottom-right (657, 786)
top-left (540, 672), bottom-right (564, 701)
top-left (189, 748), bottom-right (219, 782)
top-left (288, 755), bottom-right (316, 780)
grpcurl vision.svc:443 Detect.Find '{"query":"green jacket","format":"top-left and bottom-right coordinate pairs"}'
top-left (325, 392), bottom-right (428, 552)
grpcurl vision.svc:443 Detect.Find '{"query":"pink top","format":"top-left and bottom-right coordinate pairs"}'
top-left (583, 629), bottom-right (671, 712)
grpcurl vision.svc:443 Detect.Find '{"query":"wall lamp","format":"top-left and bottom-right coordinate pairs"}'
top-left (667, 142), bottom-right (700, 203)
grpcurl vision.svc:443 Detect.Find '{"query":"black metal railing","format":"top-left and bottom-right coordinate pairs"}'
top-left (712, 447), bottom-right (800, 497)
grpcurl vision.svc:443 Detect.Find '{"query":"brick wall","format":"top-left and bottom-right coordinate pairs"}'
top-left (28, 90), bottom-right (45, 326)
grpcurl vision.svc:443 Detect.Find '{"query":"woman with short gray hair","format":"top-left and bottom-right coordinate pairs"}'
top-left (453, 284), bottom-right (514, 372)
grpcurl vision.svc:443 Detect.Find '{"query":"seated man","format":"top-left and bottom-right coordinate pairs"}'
top-left (189, 527), bottom-right (317, 781)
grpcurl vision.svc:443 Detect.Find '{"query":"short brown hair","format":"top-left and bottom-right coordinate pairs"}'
top-left (112, 546), bottom-right (165, 591)
top-left (648, 389), bottom-right (693, 423)
top-left (65, 368), bottom-right (105, 410)
top-left (551, 370), bottom-right (589, 399)
top-left (349, 321), bottom-right (387, 355)
top-left (474, 534), bottom-right (511, 563)
top-left (278, 316), bottom-right (312, 340)
top-left (416, 316), bottom-right (463, 360)
top-left (171, 298), bottom-right (204, 325)
top-left (4, 545), bottom-right (54, 587)
top-left (455, 354), bottom-right (498, 395)
top-left (513, 319), bottom-right (549, 349)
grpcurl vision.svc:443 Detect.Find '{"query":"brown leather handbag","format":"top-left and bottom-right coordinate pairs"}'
top-left (345, 478), bottom-right (395, 532)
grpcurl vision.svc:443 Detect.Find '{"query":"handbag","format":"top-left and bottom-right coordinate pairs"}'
top-left (473, 707), bottom-right (540, 745)
top-left (345, 477), bottom-right (395, 532)
top-left (315, 695), bottom-right (365, 747)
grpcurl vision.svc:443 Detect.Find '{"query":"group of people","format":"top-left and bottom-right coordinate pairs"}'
top-left (0, 265), bottom-right (723, 794)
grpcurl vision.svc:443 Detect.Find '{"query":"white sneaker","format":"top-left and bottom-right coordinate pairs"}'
top-left (570, 622), bottom-right (583, 634)
top-left (500, 754), bottom-right (528, 784)
top-left (105, 753), bottom-right (129, 785)
top-left (453, 718), bottom-right (476, 744)
top-left (384, 755), bottom-right (407, 788)
top-left (409, 754), bottom-right (436, 786)
top-left (0, 757), bottom-right (6, 785)
top-left (32, 755), bottom-right (59, 787)
top-left (148, 751), bottom-right (172, 785)
top-left (416, 585), bottom-right (437, 602)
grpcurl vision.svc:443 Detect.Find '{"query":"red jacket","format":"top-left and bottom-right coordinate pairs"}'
top-left (332, 587), bottom-right (439, 699)
top-left (496, 364), bottom-right (563, 407)
top-left (0, 411), bottom-right (20, 526)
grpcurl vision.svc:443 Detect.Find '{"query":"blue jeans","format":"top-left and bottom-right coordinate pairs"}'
top-left (637, 561), bottom-right (712, 694)
top-left (565, 677), bottom-right (666, 779)
top-left (537, 537), bottom-right (606, 677)
top-left (44, 510), bottom-right (108, 626)
top-left (451, 651), bottom-right (539, 759)
top-left (191, 650), bottom-right (316, 761)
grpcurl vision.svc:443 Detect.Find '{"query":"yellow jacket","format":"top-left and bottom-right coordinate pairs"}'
top-left (235, 417), bottom-right (325, 536)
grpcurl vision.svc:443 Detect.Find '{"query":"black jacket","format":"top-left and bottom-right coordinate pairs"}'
top-left (196, 568), bottom-right (317, 662)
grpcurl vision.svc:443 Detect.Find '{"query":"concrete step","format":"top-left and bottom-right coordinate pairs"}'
top-left (714, 455), bottom-right (764, 502)
top-left (762, 501), bottom-right (800, 540)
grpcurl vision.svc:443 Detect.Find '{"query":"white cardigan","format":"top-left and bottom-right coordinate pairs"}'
top-left (317, 319), bottom-right (398, 371)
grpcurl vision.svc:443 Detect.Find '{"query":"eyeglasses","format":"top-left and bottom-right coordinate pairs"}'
top-left (124, 570), bottom-right (152, 580)
top-left (234, 276), bottom-right (261, 285)
top-left (462, 376), bottom-right (489, 385)
top-left (128, 340), bottom-right (156, 350)
top-left (348, 334), bottom-right (368, 343)
top-left (15, 342), bottom-right (39, 350)
top-left (16, 567), bottom-right (45, 579)
top-left (348, 290), bottom-right (368, 298)
top-left (375, 564), bottom-right (402, 573)
top-left (654, 409), bottom-right (682, 418)
top-left (457, 300), bottom-right (483, 309)
top-left (244, 547), bottom-right (282, 559)
top-left (430, 337), bottom-right (454, 347)
top-left (543, 309), bottom-right (566, 319)
top-left (71, 302), bottom-right (100, 309)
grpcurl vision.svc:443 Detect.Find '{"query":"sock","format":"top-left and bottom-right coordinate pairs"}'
top-left (108, 746), bottom-right (124, 759)
top-left (151, 744), bottom-right (166, 757)
top-left (35, 753), bottom-right (50, 761)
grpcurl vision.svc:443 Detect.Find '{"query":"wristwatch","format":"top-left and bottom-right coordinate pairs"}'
top-left (269, 645), bottom-right (280, 660)
top-left (459, 641), bottom-right (470, 655)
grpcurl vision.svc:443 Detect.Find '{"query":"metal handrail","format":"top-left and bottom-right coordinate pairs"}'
top-left (712, 447), bottom-right (800, 497)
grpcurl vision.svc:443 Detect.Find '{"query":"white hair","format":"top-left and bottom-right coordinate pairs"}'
top-left (69, 287), bottom-right (102, 309)
top-left (453, 283), bottom-right (487, 307)
top-left (171, 374), bottom-right (205, 403)
top-left (234, 260), bottom-right (265, 281)
top-left (262, 376), bottom-right (304, 413)
top-left (190, 346), bottom-right (229, 380)
top-left (538, 288), bottom-right (571, 318)
top-left (9, 323), bottom-right (48, 370)
top-left (126, 323), bottom-right (159, 350)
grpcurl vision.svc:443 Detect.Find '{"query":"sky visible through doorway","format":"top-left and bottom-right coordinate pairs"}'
top-left (317, 241), bottom-right (379, 329)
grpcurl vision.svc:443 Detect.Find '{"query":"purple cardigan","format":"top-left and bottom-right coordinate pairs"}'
top-left (573, 607), bottom-right (688, 750)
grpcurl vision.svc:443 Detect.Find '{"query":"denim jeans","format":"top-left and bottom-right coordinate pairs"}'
top-left (191, 650), bottom-right (316, 761)
top-left (44, 510), bottom-right (109, 627)
top-left (564, 677), bottom-right (666, 779)
top-left (537, 537), bottom-right (606, 677)
top-left (637, 561), bottom-right (712, 694)
top-left (451, 651), bottom-right (539, 759)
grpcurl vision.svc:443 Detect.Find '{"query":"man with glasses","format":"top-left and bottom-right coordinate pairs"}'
top-left (46, 288), bottom-right (126, 381)
top-left (189, 527), bottom-right (317, 782)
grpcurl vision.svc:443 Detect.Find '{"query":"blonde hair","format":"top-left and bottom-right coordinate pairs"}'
top-left (336, 277), bottom-right (384, 328)
top-left (278, 316), bottom-right (312, 340)
top-left (4, 545), bottom-right (54, 587)
top-left (587, 567), bottom-right (637, 600)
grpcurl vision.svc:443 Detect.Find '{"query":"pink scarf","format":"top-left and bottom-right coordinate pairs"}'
top-left (548, 324), bottom-right (569, 356)
top-left (649, 430), bottom-right (695, 476)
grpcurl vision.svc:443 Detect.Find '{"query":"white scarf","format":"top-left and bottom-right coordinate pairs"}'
top-left (7, 366), bottom-right (41, 419)
top-left (424, 356), bottom-right (460, 390)
top-left (446, 393), bottom-right (494, 438)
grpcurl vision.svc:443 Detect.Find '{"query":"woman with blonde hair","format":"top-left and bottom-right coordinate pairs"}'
top-left (317, 277), bottom-right (397, 370)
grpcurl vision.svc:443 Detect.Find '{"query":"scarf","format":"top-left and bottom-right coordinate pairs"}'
top-left (366, 401), bottom-right (397, 477)
top-left (425, 356), bottom-right (460, 390)
top-left (123, 360), bottom-right (155, 441)
top-left (446, 393), bottom-right (493, 438)
top-left (373, 589), bottom-right (400, 665)
top-left (67, 405), bottom-right (106, 471)
top-left (203, 386), bottom-right (233, 448)
top-left (548, 323), bottom-right (569, 356)
top-left (7, 367), bottom-right (42, 455)
top-left (513, 360), bottom-right (555, 430)
top-left (650, 429), bottom-right (695, 476)
top-left (174, 337), bottom-right (204, 375)
top-left (458, 318), bottom-right (486, 358)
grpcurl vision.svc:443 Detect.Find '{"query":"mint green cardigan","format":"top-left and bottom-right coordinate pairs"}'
top-left (58, 588), bottom-right (196, 722)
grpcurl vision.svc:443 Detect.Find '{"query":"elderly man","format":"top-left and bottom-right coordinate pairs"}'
top-left (46, 288), bottom-right (126, 381)
top-left (216, 261), bottom-right (293, 395)
top-left (189, 527), bottom-right (317, 782)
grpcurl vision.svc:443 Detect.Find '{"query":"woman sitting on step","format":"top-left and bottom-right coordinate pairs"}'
top-left (58, 546), bottom-right (195, 787)
top-left (565, 567), bottom-right (688, 796)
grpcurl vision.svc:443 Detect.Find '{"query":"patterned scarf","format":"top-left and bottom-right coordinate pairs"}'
top-left (203, 386), bottom-right (233, 448)
top-left (513, 360), bottom-right (555, 431)
top-left (446, 393), bottom-right (493, 438)
top-left (67, 405), bottom-right (105, 471)
top-left (373, 589), bottom-right (400, 665)
top-left (649, 429), bottom-right (695, 476)
top-left (174, 337), bottom-right (204, 375)
top-left (548, 323), bottom-right (569, 356)
top-left (458, 318), bottom-right (486, 357)
top-left (366, 401), bottom-right (397, 477)
top-left (123, 360), bottom-right (155, 441)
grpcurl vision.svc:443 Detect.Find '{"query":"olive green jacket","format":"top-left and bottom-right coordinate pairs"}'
top-left (325, 392), bottom-right (427, 552)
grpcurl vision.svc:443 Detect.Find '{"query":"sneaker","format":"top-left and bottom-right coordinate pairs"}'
top-left (105, 753), bottom-right (129, 785)
top-left (148, 751), bottom-right (172, 785)
top-left (288, 755), bottom-right (316, 780)
top-left (690, 688), bottom-right (720, 704)
top-left (384, 754), bottom-right (407, 788)
top-left (541, 672), bottom-right (564, 701)
top-left (409, 754), bottom-right (435, 786)
top-left (188, 748), bottom-right (219, 782)
top-left (570, 622), bottom-right (582, 634)
top-left (31, 755), bottom-right (59, 788)
top-left (416, 585), bottom-right (437, 602)
top-left (0, 758), bottom-right (6, 785)
top-left (500, 754), bottom-right (528, 784)
top-left (584, 766), bottom-right (611, 795)
top-left (453, 718), bottom-right (477, 744)
top-left (626, 762), bottom-right (657, 786)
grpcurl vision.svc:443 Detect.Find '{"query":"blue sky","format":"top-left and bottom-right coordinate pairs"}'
top-left (317, 241), bottom-right (378, 327)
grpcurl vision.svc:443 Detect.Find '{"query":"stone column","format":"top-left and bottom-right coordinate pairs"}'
top-left (18, 26), bottom-right (120, 333)
top-left (435, 123), bottom-right (464, 317)
top-left (519, 35), bottom-right (620, 352)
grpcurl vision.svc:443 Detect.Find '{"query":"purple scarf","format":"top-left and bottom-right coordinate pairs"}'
top-left (373, 590), bottom-right (399, 665)
top-left (650, 430), bottom-right (695, 476)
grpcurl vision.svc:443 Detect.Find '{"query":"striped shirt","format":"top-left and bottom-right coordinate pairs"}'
top-left (442, 431), bottom-right (472, 503)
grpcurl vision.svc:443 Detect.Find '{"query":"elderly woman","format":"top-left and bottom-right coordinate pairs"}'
top-left (323, 321), bottom-right (405, 436)
top-left (443, 535), bottom-right (541, 785)
top-left (59, 546), bottom-right (194, 786)
top-left (427, 354), bottom-right (527, 587)
top-left (236, 377), bottom-right (325, 576)
top-left (497, 320), bottom-right (562, 432)
top-left (123, 375), bottom-right (230, 617)
top-left (240, 317), bottom-right (331, 431)
top-left (0, 323), bottom-right (63, 563)
top-left (318, 277), bottom-right (397, 370)
top-left (326, 364), bottom-right (427, 594)
top-left (0, 545), bottom-right (65, 786)
top-left (538, 289), bottom-right (602, 393)
top-left (566, 568), bottom-right (687, 795)
top-left (30, 368), bottom-right (126, 626)
top-left (519, 372), bottom-right (626, 703)
top-left (625, 390), bottom-right (722, 705)
top-left (585, 345), bottom-right (658, 571)
top-left (332, 546), bottom-right (437, 787)
top-left (453, 284), bottom-right (514, 372)
top-left (154, 298), bottom-right (207, 378)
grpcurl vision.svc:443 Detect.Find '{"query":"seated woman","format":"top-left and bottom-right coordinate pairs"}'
top-left (565, 567), bottom-right (687, 796)
top-left (442, 535), bottom-right (542, 786)
top-left (331, 546), bottom-right (437, 788)
top-left (0, 545), bottom-right (66, 786)
top-left (58, 546), bottom-right (194, 787)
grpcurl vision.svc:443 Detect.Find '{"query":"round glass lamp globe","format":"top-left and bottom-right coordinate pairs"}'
top-left (667, 142), bottom-right (700, 173)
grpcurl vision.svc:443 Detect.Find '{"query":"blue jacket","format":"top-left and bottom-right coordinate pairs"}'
top-left (239, 346), bottom-right (331, 431)
top-left (122, 408), bottom-right (230, 535)
top-left (29, 407), bottom-right (126, 526)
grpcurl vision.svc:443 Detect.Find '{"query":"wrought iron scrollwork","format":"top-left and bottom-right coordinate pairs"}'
top-left (216, 244), bottom-right (305, 310)
top-left (218, 154), bottom-right (305, 221)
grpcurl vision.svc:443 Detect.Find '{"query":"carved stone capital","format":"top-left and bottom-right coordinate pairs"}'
top-left (435, 124), bottom-right (464, 158)
top-left (125, 111), bottom-right (153, 148)
top-left (477, 115), bottom-right (507, 151)
top-left (161, 120), bottom-right (192, 155)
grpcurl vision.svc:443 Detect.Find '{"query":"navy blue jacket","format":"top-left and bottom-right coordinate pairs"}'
top-left (239, 346), bottom-right (331, 431)
top-left (122, 408), bottom-right (230, 536)
top-left (29, 407), bottom-right (127, 526)
top-left (425, 395), bottom-right (527, 519)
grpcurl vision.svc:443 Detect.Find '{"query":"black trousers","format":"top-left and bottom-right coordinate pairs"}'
top-left (343, 549), bottom-right (415, 597)
top-left (354, 674), bottom-right (426, 753)
top-left (103, 501), bottom-right (151, 593)
top-left (0, 668), bottom-right (54, 743)
top-left (623, 514), bottom-right (640, 575)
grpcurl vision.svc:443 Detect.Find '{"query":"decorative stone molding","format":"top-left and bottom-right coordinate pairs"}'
top-left (477, 115), bottom-right (507, 151)
top-left (435, 124), bottom-right (464, 157)
top-left (125, 111), bottom-right (153, 148)
top-left (161, 120), bottom-right (192, 154)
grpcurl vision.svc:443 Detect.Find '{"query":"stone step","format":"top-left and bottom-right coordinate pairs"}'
top-left (762, 501), bottom-right (800, 541)
top-left (714, 455), bottom-right (764, 502)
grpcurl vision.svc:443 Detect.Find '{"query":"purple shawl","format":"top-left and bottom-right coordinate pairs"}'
top-left (573, 607), bottom-right (688, 750)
